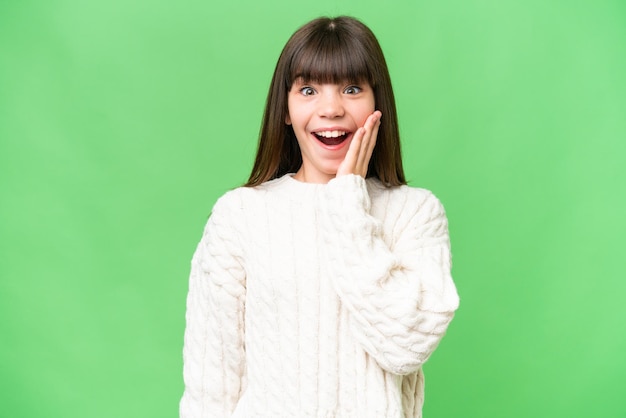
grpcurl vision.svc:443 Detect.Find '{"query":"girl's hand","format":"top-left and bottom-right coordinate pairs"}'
top-left (336, 111), bottom-right (382, 178)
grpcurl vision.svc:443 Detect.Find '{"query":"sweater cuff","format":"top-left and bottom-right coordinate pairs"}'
top-left (324, 174), bottom-right (371, 213)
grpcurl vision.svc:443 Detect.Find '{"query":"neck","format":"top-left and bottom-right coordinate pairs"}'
top-left (293, 167), bottom-right (335, 184)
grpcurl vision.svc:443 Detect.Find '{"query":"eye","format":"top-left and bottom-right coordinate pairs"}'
top-left (299, 86), bottom-right (316, 96)
top-left (344, 85), bottom-right (362, 94)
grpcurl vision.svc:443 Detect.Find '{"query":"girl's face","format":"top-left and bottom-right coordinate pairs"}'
top-left (286, 78), bottom-right (376, 183)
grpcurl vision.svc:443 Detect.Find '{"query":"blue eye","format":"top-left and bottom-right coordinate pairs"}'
top-left (299, 87), bottom-right (316, 96)
top-left (344, 85), bottom-right (362, 94)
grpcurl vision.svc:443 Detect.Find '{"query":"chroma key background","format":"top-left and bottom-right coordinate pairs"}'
top-left (1, 0), bottom-right (625, 417)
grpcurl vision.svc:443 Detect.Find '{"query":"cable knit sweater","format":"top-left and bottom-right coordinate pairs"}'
top-left (180, 173), bottom-right (459, 418)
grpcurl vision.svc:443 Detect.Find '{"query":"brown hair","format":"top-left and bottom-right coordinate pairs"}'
top-left (245, 16), bottom-right (406, 187)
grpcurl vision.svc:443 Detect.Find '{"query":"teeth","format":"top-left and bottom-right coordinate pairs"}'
top-left (316, 130), bottom-right (346, 138)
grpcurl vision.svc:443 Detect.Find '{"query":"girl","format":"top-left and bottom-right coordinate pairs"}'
top-left (180, 16), bottom-right (459, 418)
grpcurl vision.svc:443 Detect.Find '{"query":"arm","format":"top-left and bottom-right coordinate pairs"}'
top-left (319, 175), bottom-right (459, 375)
top-left (180, 196), bottom-right (246, 418)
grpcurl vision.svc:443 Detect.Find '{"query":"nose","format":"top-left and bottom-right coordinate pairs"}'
top-left (317, 90), bottom-right (344, 118)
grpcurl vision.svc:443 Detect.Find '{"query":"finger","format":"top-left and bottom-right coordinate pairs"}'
top-left (369, 111), bottom-right (382, 152)
top-left (356, 111), bottom-right (381, 174)
top-left (337, 127), bottom-right (363, 176)
top-left (362, 111), bottom-right (381, 161)
top-left (364, 114), bottom-right (381, 163)
top-left (355, 113), bottom-right (376, 166)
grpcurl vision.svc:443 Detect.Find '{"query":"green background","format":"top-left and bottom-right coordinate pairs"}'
top-left (1, 0), bottom-right (625, 417)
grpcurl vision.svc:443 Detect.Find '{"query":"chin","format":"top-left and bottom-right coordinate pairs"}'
top-left (320, 163), bottom-right (341, 177)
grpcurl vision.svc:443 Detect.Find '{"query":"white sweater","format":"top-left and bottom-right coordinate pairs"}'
top-left (180, 174), bottom-right (459, 418)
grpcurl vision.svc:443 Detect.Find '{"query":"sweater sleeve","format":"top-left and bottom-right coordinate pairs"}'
top-left (318, 174), bottom-right (459, 375)
top-left (180, 195), bottom-right (246, 418)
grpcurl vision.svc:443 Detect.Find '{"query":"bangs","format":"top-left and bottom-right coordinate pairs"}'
top-left (287, 29), bottom-right (374, 87)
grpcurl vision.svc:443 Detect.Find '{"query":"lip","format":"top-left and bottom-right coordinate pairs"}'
top-left (311, 126), bottom-right (352, 133)
top-left (310, 132), bottom-right (352, 151)
top-left (310, 126), bottom-right (353, 150)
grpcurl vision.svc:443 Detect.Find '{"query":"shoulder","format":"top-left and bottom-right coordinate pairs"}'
top-left (210, 188), bottom-right (243, 218)
top-left (211, 174), bottom-right (293, 217)
top-left (367, 179), bottom-right (446, 217)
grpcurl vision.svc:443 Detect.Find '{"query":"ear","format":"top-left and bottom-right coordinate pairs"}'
top-left (285, 113), bottom-right (291, 125)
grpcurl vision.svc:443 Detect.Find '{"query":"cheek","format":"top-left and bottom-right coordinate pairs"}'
top-left (357, 103), bottom-right (376, 124)
top-left (359, 95), bottom-right (376, 119)
top-left (286, 103), bottom-right (309, 129)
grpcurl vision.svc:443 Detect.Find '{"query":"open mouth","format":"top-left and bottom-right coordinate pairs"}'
top-left (313, 130), bottom-right (350, 146)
